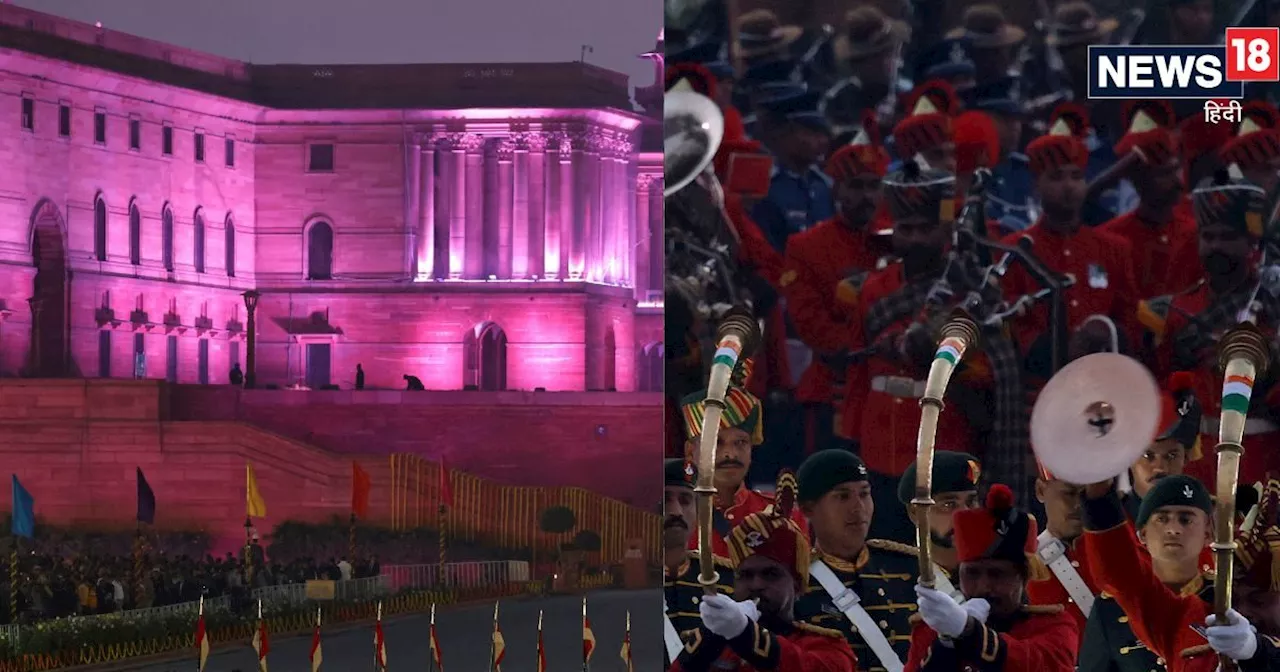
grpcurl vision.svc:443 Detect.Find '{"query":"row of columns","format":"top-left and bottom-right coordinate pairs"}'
top-left (410, 129), bottom-right (640, 285)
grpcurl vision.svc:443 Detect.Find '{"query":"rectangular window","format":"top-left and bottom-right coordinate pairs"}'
top-left (58, 105), bottom-right (70, 137)
top-left (98, 331), bottom-right (112, 378)
top-left (21, 97), bottom-right (33, 131)
top-left (94, 111), bottom-right (105, 144)
top-left (166, 335), bottom-right (178, 383)
top-left (162, 125), bottom-right (173, 156)
top-left (308, 144), bottom-right (334, 172)
top-left (194, 133), bottom-right (205, 162)
top-left (129, 119), bottom-right (140, 150)
top-left (225, 138), bottom-right (235, 167)
top-left (133, 333), bottom-right (146, 379)
top-left (198, 339), bottom-right (209, 385)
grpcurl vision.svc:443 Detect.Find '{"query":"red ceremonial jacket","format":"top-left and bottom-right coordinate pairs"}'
top-left (841, 263), bottom-right (983, 474)
top-left (1098, 202), bottom-right (1200, 298)
top-left (1025, 536), bottom-right (1102, 636)
top-left (999, 222), bottom-right (1140, 364)
top-left (670, 621), bottom-right (857, 672)
top-left (1149, 282), bottom-right (1280, 485)
top-left (687, 486), bottom-right (811, 557)
top-left (903, 607), bottom-right (1079, 671)
top-left (781, 216), bottom-right (883, 404)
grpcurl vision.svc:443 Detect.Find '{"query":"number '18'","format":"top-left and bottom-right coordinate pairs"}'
top-left (1231, 37), bottom-right (1272, 72)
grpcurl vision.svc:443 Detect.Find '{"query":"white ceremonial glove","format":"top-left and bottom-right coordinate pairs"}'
top-left (1205, 609), bottom-right (1259, 661)
top-left (699, 593), bottom-right (752, 639)
top-left (915, 584), bottom-right (971, 638)
top-left (962, 597), bottom-right (991, 625)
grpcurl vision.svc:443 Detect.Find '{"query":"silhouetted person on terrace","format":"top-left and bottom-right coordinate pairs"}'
top-left (229, 363), bottom-right (243, 386)
top-left (355, 363), bottom-right (365, 390)
top-left (403, 374), bottom-right (425, 391)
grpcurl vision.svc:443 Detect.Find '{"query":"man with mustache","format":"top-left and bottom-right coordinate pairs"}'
top-left (793, 450), bottom-right (921, 670)
top-left (1077, 475), bottom-right (1217, 671)
top-left (672, 471), bottom-right (857, 672)
top-left (1080, 476), bottom-right (1280, 670)
top-left (838, 159), bottom-right (987, 545)
top-left (1140, 168), bottom-right (1280, 484)
top-left (781, 117), bottom-right (889, 456)
top-left (897, 451), bottom-right (982, 599)
top-left (903, 484), bottom-right (1078, 670)
top-left (664, 459), bottom-right (735, 664)
top-left (681, 367), bottom-right (809, 557)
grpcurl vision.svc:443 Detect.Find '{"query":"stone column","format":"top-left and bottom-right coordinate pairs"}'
top-left (417, 135), bottom-right (436, 280)
top-left (635, 173), bottom-right (653, 300)
top-left (649, 182), bottom-right (663, 293)
top-left (559, 135), bottom-right (576, 280)
top-left (463, 134), bottom-right (485, 280)
top-left (527, 133), bottom-right (548, 279)
top-left (496, 141), bottom-right (514, 279)
top-left (511, 136), bottom-right (529, 279)
top-left (406, 135), bottom-right (421, 280)
top-left (569, 133), bottom-right (589, 280)
top-left (448, 135), bottom-right (468, 279)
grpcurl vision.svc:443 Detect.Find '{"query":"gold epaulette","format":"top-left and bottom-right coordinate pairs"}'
top-left (1098, 591), bottom-right (1114, 599)
top-left (867, 539), bottom-right (920, 557)
top-left (1021, 604), bottom-right (1066, 615)
top-left (794, 621), bottom-right (845, 639)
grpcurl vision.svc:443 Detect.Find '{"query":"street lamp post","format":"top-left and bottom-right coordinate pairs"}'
top-left (242, 290), bottom-right (260, 389)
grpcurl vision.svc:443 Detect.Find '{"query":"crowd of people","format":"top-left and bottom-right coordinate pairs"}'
top-left (664, 0), bottom-right (1280, 669)
top-left (1, 534), bottom-right (383, 625)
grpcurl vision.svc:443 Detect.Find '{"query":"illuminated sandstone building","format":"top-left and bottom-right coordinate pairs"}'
top-left (0, 5), bottom-right (665, 394)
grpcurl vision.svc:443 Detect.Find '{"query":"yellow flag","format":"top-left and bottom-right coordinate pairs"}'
top-left (246, 463), bottom-right (267, 518)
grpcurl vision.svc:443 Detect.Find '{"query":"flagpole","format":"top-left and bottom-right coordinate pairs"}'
top-left (133, 522), bottom-right (144, 610)
top-left (348, 512), bottom-right (356, 569)
top-left (438, 503), bottom-right (447, 588)
top-left (582, 595), bottom-right (589, 672)
top-left (428, 603), bottom-right (437, 672)
top-left (537, 609), bottom-right (544, 672)
top-left (8, 538), bottom-right (16, 626)
top-left (488, 601), bottom-right (498, 672)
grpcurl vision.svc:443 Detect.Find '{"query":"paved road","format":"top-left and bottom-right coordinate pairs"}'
top-left (133, 590), bottom-right (665, 672)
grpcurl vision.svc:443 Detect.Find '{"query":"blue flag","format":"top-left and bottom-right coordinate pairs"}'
top-left (11, 476), bottom-right (33, 539)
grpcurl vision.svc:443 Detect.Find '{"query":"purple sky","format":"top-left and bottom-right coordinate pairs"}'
top-left (11, 0), bottom-right (662, 91)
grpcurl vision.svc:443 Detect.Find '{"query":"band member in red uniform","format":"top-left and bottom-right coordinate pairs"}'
top-left (681, 361), bottom-right (809, 557)
top-left (1098, 102), bottom-right (1201, 298)
top-left (1120, 373), bottom-right (1207, 524)
top-left (1026, 459), bottom-right (1101, 635)
top-left (1219, 101), bottom-right (1280, 196)
top-left (839, 160), bottom-right (987, 543)
top-left (672, 471), bottom-right (858, 672)
top-left (999, 115), bottom-right (1140, 382)
top-left (892, 80), bottom-right (960, 172)
top-left (782, 118), bottom-right (889, 455)
top-left (1081, 476), bottom-right (1280, 671)
top-left (1139, 168), bottom-right (1280, 485)
top-left (904, 484), bottom-right (1078, 671)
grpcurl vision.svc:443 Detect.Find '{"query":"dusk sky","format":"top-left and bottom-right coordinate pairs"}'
top-left (12, 0), bottom-right (662, 91)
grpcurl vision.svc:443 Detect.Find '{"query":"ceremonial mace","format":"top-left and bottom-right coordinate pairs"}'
top-left (913, 312), bottom-right (980, 586)
top-left (1208, 322), bottom-right (1270, 670)
top-left (695, 311), bottom-right (761, 594)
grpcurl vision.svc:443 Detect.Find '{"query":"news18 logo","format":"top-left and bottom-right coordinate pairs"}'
top-left (1088, 28), bottom-right (1280, 100)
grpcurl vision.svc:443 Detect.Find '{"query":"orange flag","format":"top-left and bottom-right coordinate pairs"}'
top-left (309, 608), bottom-right (323, 672)
top-left (195, 596), bottom-right (210, 671)
top-left (491, 602), bottom-right (506, 670)
top-left (619, 611), bottom-right (633, 672)
top-left (250, 600), bottom-right (269, 671)
top-left (374, 602), bottom-right (387, 671)
top-left (352, 462), bottom-right (371, 518)
top-left (582, 596), bottom-right (596, 663)
top-left (429, 603), bottom-right (443, 670)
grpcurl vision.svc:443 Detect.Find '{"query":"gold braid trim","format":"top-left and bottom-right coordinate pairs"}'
top-left (867, 539), bottom-right (920, 557)
top-left (794, 622), bottom-right (846, 639)
top-left (1021, 604), bottom-right (1065, 615)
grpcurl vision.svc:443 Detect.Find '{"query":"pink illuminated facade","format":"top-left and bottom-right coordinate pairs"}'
top-left (0, 5), bottom-right (665, 393)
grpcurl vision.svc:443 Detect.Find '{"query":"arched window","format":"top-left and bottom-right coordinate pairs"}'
top-left (463, 323), bottom-right (508, 391)
top-left (93, 195), bottom-right (107, 261)
top-left (193, 208), bottom-right (205, 274)
top-left (128, 199), bottom-right (141, 265)
top-left (161, 205), bottom-right (174, 271)
top-left (225, 215), bottom-right (236, 277)
top-left (307, 221), bottom-right (333, 280)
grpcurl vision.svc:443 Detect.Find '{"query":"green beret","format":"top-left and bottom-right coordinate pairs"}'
top-left (665, 459), bottom-right (697, 489)
top-left (797, 450), bottom-right (868, 503)
top-left (898, 452), bottom-right (983, 504)
top-left (1136, 475), bottom-right (1212, 528)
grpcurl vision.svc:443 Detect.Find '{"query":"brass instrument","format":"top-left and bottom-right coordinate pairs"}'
top-left (1209, 323), bottom-right (1271, 671)
top-left (1029, 352), bottom-right (1160, 486)
top-left (914, 311), bottom-right (980, 586)
top-left (696, 311), bottom-right (761, 593)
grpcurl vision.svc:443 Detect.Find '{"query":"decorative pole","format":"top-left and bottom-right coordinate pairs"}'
top-left (8, 541), bottom-right (16, 625)
top-left (242, 290), bottom-right (260, 389)
top-left (244, 516), bottom-right (255, 588)
top-left (132, 524), bottom-right (144, 609)
top-left (348, 513), bottom-right (356, 570)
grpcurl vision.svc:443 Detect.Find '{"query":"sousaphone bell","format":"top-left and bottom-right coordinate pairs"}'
top-left (1030, 353), bottom-right (1162, 485)
top-left (664, 90), bottom-right (724, 197)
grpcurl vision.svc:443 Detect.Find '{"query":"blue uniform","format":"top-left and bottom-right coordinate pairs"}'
top-left (987, 152), bottom-right (1039, 235)
top-left (753, 166), bottom-right (834, 251)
